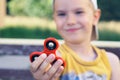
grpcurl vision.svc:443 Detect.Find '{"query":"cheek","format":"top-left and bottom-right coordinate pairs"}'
top-left (55, 20), bottom-right (63, 34)
top-left (77, 15), bottom-right (94, 36)
top-left (79, 15), bottom-right (94, 28)
top-left (55, 18), bottom-right (65, 30)
top-left (56, 21), bottom-right (62, 30)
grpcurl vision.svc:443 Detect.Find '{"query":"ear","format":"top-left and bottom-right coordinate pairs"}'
top-left (93, 9), bottom-right (101, 26)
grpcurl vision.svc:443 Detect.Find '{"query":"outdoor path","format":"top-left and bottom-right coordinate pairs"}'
top-left (0, 55), bottom-right (34, 80)
top-left (0, 55), bottom-right (30, 70)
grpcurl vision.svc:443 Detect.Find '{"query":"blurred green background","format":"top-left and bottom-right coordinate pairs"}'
top-left (0, 0), bottom-right (120, 41)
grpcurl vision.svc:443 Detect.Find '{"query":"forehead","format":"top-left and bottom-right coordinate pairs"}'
top-left (54, 0), bottom-right (91, 10)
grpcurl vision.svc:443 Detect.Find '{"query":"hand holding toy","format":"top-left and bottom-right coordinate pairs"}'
top-left (29, 37), bottom-right (65, 67)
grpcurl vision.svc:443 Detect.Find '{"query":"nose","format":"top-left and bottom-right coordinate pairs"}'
top-left (67, 14), bottom-right (76, 26)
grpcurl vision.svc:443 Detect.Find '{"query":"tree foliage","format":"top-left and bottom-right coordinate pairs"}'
top-left (8, 0), bottom-right (120, 21)
top-left (98, 0), bottom-right (120, 21)
top-left (8, 0), bottom-right (53, 19)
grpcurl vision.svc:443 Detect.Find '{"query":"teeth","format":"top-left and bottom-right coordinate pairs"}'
top-left (64, 26), bottom-right (81, 30)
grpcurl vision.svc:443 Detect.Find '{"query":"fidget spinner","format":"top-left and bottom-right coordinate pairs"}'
top-left (29, 37), bottom-right (65, 67)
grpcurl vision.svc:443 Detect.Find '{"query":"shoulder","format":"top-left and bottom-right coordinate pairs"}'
top-left (106, 52), bottom-right (120, 65)
top-left (106, 51), bottom-right (120, 80)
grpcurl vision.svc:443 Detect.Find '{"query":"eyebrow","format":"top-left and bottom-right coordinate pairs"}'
top-left (73, 8), bottom-right (84, 11)
top-left (55, 8), bottom-right (84, 12)
top-left (56, 10), bottom-right (66, 13)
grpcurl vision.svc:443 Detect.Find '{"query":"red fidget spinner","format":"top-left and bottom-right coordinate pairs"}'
top-left (29, 37), bottom-right (65, 67)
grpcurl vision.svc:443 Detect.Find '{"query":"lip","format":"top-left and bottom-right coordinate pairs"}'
top-left (66, 27), bottom-right (81, 32)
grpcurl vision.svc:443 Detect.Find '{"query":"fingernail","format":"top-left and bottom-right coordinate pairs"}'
top-left (57, 59), bottom-right (63, 64)
top-left (41, 54), bottom-right (47, 58)
top-left (49, 54), bottom-right (55, 59)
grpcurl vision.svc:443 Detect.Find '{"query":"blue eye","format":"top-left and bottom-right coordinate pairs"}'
top-left (76, 11), bottom-right (83, 15)
top-left (58, 13), bottom-right (66, 16)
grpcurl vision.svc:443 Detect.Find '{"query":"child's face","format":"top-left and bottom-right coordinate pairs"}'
top-left (54, 0), bottom-right (100, 44)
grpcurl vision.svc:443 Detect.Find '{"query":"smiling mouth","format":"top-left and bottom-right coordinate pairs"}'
top-left (66, 27), bottom-right (81, 32)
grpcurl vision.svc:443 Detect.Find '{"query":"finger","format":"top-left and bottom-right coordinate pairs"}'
top-left (51, 66), bottom-right (64, 80)
top-left (38, 54), bottom-right (55, 74)
top-left (30, 54), bottom-right (47, 72)
top-left (43, 59), bottom-right (63, 79)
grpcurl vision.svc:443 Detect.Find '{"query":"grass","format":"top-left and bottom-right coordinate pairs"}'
top-left (3, 16), bottom-right (56, 30)
top-left (0, 26), bottom-right (62, 39)
top-left (98, 21), bottom-right (120, 33)
top-left (99, 29), bottom-right (120, 41)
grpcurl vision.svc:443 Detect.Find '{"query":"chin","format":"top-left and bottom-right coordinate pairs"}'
top-left (59, 31), bottom-right (86, 43)
top-left (64, 36), bottom-right (84, 44)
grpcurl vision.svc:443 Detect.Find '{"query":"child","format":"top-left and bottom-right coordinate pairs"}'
top-left (30, 0), bottom-right (120, 80)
